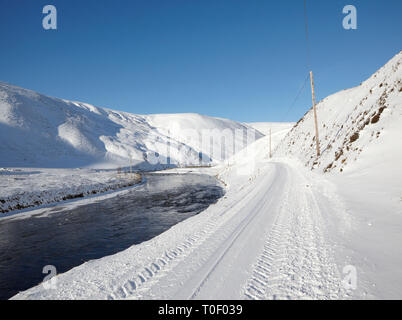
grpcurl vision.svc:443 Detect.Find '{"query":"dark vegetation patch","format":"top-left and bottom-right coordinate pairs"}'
top-left (62, 193), bottom-right (84, 201)
top-left (335, 149), bottom-right (344, 161)
top-left (324, 162), bottom-right (333, 173)
top-left (349, 132), bottom-right (359, 143)
top-left (371, 105), bottom-right (387, 124)
top-left (371, 114), bottom-right (380, 124)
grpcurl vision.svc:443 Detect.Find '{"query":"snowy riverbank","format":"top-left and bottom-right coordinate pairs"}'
top-left (0, 168), bottom-right (141, 215)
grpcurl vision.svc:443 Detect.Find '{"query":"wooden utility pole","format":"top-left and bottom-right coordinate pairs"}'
top-left (309, 71), bottom-right (320, 157)
top-left (269, 128), bottom-right (272, 158)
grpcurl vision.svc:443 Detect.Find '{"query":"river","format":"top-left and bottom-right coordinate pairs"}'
top-left (0, 172), bottom-right (224, 299)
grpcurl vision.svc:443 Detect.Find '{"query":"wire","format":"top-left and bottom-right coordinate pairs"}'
top-left (277, 1), bottom-right (313, 123)
top-left (281, 73), bottom-right (310, 122)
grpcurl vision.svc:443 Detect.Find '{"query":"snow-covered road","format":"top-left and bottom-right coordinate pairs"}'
top-left (118, 162), bottom-right (345, 300)
top-left (13, 160), bottom-right (348, 300)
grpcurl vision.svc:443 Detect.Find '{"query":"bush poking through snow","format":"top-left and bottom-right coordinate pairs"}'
top-left (349, 132), bottom-right (360, 143)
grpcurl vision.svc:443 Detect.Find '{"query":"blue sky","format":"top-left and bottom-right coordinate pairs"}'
top-left (0, 0), bottom-right (401, 122)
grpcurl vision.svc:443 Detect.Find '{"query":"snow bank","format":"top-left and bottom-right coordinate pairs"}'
top-left (0, 168), bottom-right (141, 215)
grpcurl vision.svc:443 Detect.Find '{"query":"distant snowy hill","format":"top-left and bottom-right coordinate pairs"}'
top-left (276, 51), bottom-right (402, 177)
top-left (0, 82), bottom-right (263, 169)
top-left (245, 122), bottom-right (294, 149)
top-left (244, 122), bottom-right (294, 136)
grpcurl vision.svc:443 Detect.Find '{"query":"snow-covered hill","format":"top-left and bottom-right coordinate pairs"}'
top-left (245, 122), bottom-right (295, 150)
top-left (275, 51), bottom-right (402, 178)
top-left (244, 122), bottom-right (293, 136)
top-left (0, 82), bottom-right (263, 169)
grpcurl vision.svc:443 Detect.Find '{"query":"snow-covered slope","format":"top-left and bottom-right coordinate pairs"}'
top-left (276, 51), bottom-right (402, 177)
top-left (245, 122), bottom-right (294, 149)
top-left (144, 113), bottom-right (261, 164)
top-left (245, 122), bottom-right (293, 136)
top-left (0, 82), bottom-right (263, 169)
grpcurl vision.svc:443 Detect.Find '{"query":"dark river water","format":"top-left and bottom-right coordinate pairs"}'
top-left (0, 173), bottom-right (224, 300)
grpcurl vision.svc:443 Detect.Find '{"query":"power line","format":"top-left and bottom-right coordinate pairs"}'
top-left (279, 0), bottom-right (313, 123)
top-left (281, 73), bottom-right (310, 122)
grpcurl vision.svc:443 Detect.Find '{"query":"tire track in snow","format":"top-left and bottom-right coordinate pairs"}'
top-left (109, 163), bottom-right (345, 300)
top-left (244, 167), bottom-right (345, 300)
top-left (107, 166), bottom-right (280, 300)
top-left (107, 222), bottom-right (217, 300)
top-left (106, 172), bottom-right (267, 300)
top-left (168, 165), bottom-right (286, 300)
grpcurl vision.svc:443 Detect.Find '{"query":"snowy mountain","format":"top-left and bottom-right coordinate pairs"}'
top-left (275, 51), bottom-right (402, 177)
top-left (0, 82), bottom-right (263, 169)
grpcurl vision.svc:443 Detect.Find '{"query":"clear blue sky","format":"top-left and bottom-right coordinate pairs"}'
top-left (0, 0), bottom-right (401, 122)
